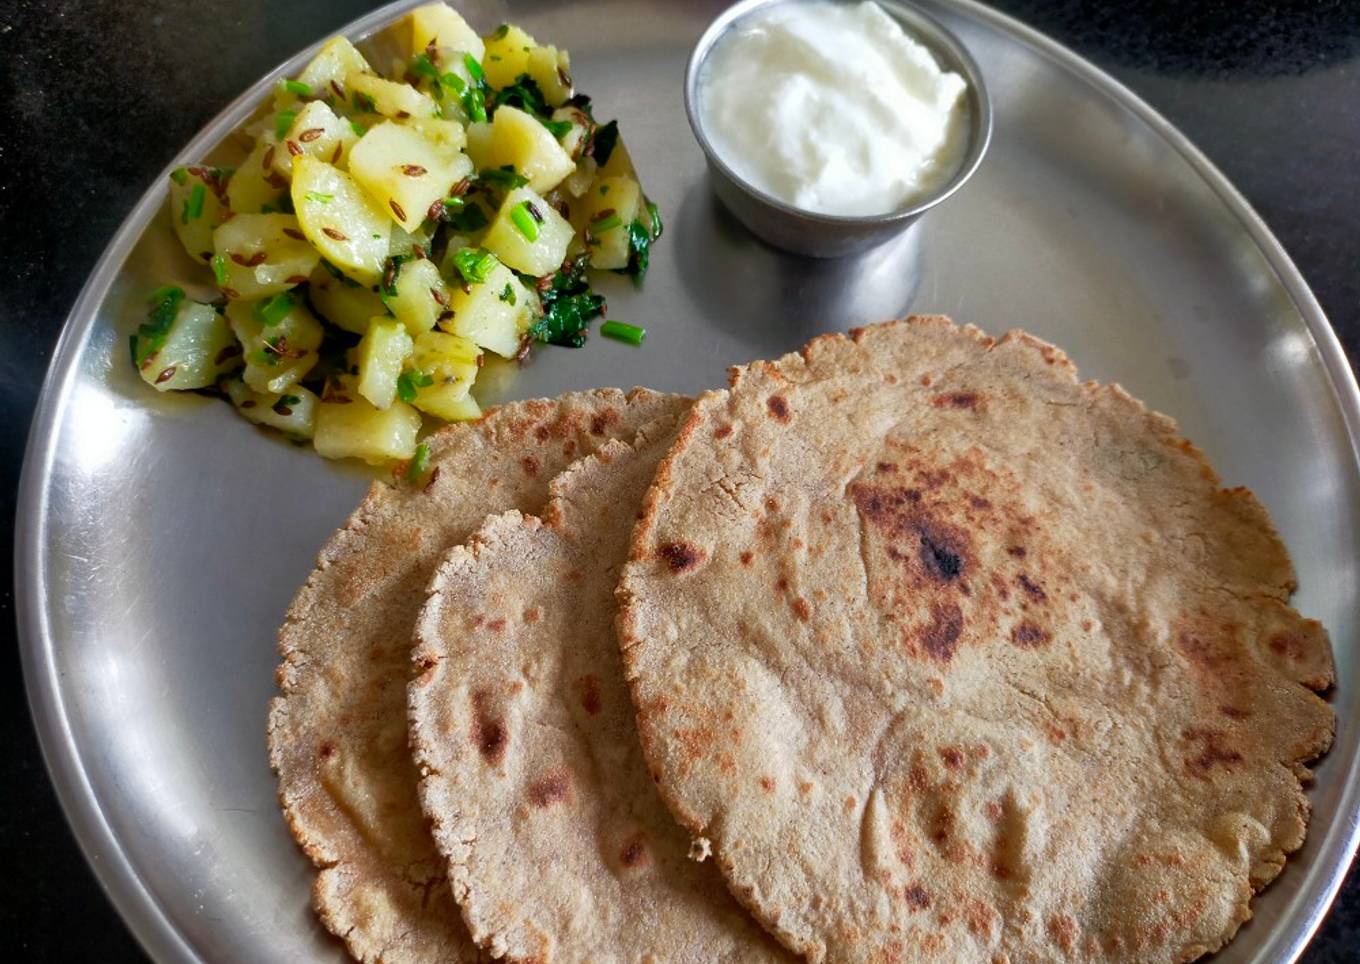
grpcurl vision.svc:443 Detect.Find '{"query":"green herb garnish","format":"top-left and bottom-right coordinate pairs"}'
top-left (305, 191), bottom-right (334, 203)
top-left (254, 292), bottom-right (295, 327)
top-left (211, 254), bottom-right (228, 285)
top-left (542, 118), bottom-right (573, 138)
top-left (448, 202), bottom-right (489, 233)
top-left (494, 74), bottom-right (548, 118)
top-left (170, 167), bottom-right (190, 186)
top-left (181, 183), bottom-right (206, 223)
top-left (646, 199), bottom-right (663, 240)
top-left (510, 201), bottom-right (539, 241)
top-left (133, 285), bottom-right (185, 366)
top-left (490, 24), bottom-right (509, 40)
top-left (623, 219), bottom-right (652, 280)
top-left (478, 165), bottom-right (529, 190)
top-left (349, 119), bottom-right (366, 137)
top-left (451, 247), bottom-right (498, 284)
top-left (591, 119), bottom-right (619, 165)
top-left (283, 79), bottom-right (311, 97)
top-left (600, 321), bottom-right (645, 345)
top-left (590, 213), bottom-right (621, 234)
top-left (529, 254), bottom-right (605, 348)
top-left (396, 370), bottom-right (434, 403)
top-left (274, 109), bottom-right (297, 141)
top-left (498, 283), bottom-right (516, 305)
top-left (407, 442), bottom-right (431, 481)
top-left (463, 54), bottom-right (486, 85)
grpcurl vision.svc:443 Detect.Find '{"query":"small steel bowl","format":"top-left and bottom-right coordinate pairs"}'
top-left (685, 0), bottom-right (993, 258)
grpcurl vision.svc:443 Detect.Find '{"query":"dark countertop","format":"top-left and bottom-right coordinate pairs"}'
top-left (1, 1), bottom-right (1356, 960)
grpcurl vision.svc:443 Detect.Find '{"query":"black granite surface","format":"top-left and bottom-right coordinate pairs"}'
top-left (1, 0), bottom-right (1356, 960)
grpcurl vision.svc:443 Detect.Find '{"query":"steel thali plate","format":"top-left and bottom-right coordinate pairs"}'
top-left (17, 0), bottom-right (1360, 961)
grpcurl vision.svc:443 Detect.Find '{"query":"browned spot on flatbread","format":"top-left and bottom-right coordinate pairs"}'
top-left (1048, 914), bottom-right (1078, 954)
top-left (714, 424), bottom-right (733, 439)
top-left (576, 675), bottom-right (602, 715)
top-left (938, 746), bottom-right (965, 769)
top-left (1011, 622), bottom-right (1050, 648)
top-left (739, 551), bottom-right (753, 565)
top-left (620, 835), bottom-right (648, 868)
top-left (658, 542), bottom-right (703, 572)
top-left (488, 617), bottom-right (507, 633)
top-left (318, 740), bottom-right (336, 759)
top-left (471, 691), bottom-right (507, 764)
top-left (1183, 727), bottom-right (1243, 778)
top-left (527, 770), bottom-right (573, 808)
top-left (533, 425), bottom-right (550, 441)
top-left (521, 455), bottom-right (540, 477)
top-left (767, 394), bottom-right (791, 422)
top-left (791, 597), bottom-right (812, 622)
top-left (759, 776), bottom-right (775, 793)
top-left (903, 884), bottom-right (931, 911)
top-left (1016, 573), bottom-right (1046, 601)
top-left (590, 409), bottom-right (619, 435)
top-left (1220, 705), bottom-right (1251, 720)
top-left (931, 391), bottom-right (980, 410)
top-left (921, 602), bottom-right (964, 662)
top-left (523, 606), bottom-right (542, 624)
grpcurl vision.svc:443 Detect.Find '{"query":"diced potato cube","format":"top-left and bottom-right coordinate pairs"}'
top-left (292, 156), bottom-right (391, 285)
top-left (429, 390), bottom-right (481, 422)
top-left (271, 101), bottom-right (358, 181)
top-left (482, 186), bottom-right (573, 276)
top-left (526, 46), bottom-right (572, 107)
top-left (213, 213), bottom-right (320, 300)
top-left (389, 221), bottom-right (436, 261)
top-left (409, 331), bottom-right (481, 420)
top-left (445, 260), bottom-right (532, 357)
top-left (410, 4), bottom-right (485, 62)
top-left (276, 37), bottom-right (372, 109)
top-left (314, 384), bottom-right (422, 464)
top-left (408, 117), bottom-right (467, 153)
top-left (225, 297), bottom-right (325, 394)
top-left (550, 106), bottom-right (592, 161)
top-left (346, 72), bottom-right (439, 121)
top-left (356, 318), bottom-right (415, 408)
top-left (464, 122), bottom-right (492, 167)
top-left (224, 376), bottom-right (318, 439)
top-left (226, 137), bottom-right (287, 214)
top-left (168, 167), bottom-right (228, 264)
top-left (579, 175), bottom-right (642, 270)
top-left (307, 263), bottom-right (386, 335)
top-left (387, 258), bottom-right (450, 335)
top-left (482, 24), bottom-right (535, 88)
top-left (136, 300), bottom-right (242, 391)
top-left (348, 121), bottom-right (474, 231)
top-left (474, 106), bottom-right (574, 194)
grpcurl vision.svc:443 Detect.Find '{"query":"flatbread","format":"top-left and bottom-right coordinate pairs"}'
top-left (618, 317), bottom-right (1334, 963)
top-left (409, 420), bottom-right (791, 962)
top-left (268, 388), bottom-right (687, 963)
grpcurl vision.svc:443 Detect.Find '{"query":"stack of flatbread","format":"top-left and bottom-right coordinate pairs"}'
top-left (268, 316), bottom-right (1333, 963)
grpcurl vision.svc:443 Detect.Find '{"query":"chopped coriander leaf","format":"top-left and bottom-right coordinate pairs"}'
top-left (542, 118), bottom-right (573, 138)
top-left (254, 292), bottom-right (295, 327)
top-left (274, 109), bottom-right (297, 141)
top-left (246, 349), bottom-right (276, 366)
top-left (463, 54), bottom-right (486, 84)
top-left (510, 201), bottom-right (539, 241)
top-left (463, 85), bottom-right (487, 123)
top-left (591, 120), bottom-right (619, 165)
top-left (211, 254), bottom-right (228, 285)
top-left (170, 167), bottom-right (190, 185)
top-left (351, 90), bottom-right (376, 114)
top-left (591, 213), bottom-right (621, 234)
top-left (477, 165), bottom-right (529, 190)
top-left (409, 53), bottom-right (439, 80)
top-left (128, 333), bottom-right (139, 366)
top-left (273, 393), bottom-right (302, 414)
top-left (452, 247), bottom-right (498, 284)
top-left (448, 203), bottom-right (489, 232)
top-left (305, 191), bottom-right (334, 203)
top-left (349, 119), bottom-right (366, 137)
top-left (530, 255), bottom-right (605, 348)
top-left (284, 79), bottom-right (311, 96)
top-left (599, 184), bottom-right (610, 196)
top-left (495, 74), bottom-right (548, 117)
top-left (624, 219), bottom-right (652, 280)
top-left (490, 23), bottom-right (509, 40)
top-left (396, 370), bottom-right (434, 403)
top-left (600, 321), bottom-right (645, 345)
top-left (498, 283), bottom-right (516, 305)
top-left (407, 442), bottom-right (431, 481)
top-left (132, 286), bottom-right (185, 366)
top-left (443, 72), bottom-right (467, 94)
top-left (181, 183), bottom-right (206, 224)
top-left (321, 259), bottom-right (362, 286)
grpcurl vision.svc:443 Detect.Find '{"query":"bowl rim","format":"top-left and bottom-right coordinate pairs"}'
top-left (684, 0), bottom-right (994, 227)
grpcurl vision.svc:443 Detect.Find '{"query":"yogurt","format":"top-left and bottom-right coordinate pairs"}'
top-left (700, 1), bottom-right (968, 216)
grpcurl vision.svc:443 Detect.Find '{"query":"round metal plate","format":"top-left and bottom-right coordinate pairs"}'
top-left (17, 1), bottom-right (1360, 961)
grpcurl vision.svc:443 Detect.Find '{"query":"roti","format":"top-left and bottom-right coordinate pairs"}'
top-left (408, 419), bottom-right (791, 962)
top-left (268, 388), bottom-right (686, 962)
top-left (618, 317), bottom-right (1334, 962)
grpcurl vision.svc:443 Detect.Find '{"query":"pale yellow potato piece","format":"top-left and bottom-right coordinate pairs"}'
top-left (168, 168), bottom-right (227, 263)
top-left (407, 117), bottom-right (467, 153)
top-left (482, 23), bottom-right (535, 88)
top-left (348, 120), bottom-right (473, 231)
top-left (223, 376), bottom-right (318, 439)
top-left (212, 213), bottom-right (319, 300)
top-left (482, 186), bottom-right (573, 276)
top-left (446, 259), bottom-right (532, 358)
top-left (550, 106), bottom-right (592, 161)
top-left (225, 297), bottom-right (324, 395)
top-left (409, 329), bottom-right (480, 419)
top-left (291, 156), bottom-right (391, 285)
top-left (474, 106), bottom-right (574, 194)
top-left (579, 175), bottom-right (642, 270)
top-left (526, 45), bottom-right (572, 106)
top-left (314, 387), bottom-right (422, 464)
top-left (307, 263), bottom-right (385, 335)
top-left (270, 101), bottom-right (358, 181)
top-left (356, 318), bottom-right (415, 409)
top-left (137, 300), bottom-right (241, 391)
top-left (388, 258), bottom-right (449, 336)
top-left (226, 137), bottom-right (286, 214)
top-left (409, 3), bottom-right (484, 61)
top-left (274, 36), bottom-right (372, 109)
top-left (346, 71), bottom-right (439, 121)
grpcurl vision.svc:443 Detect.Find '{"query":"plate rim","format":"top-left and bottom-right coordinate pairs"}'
top-left (15, 0), bottom-right (1360, 961)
